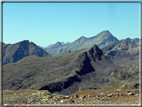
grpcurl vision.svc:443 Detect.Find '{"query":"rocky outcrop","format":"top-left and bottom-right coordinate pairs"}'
top-left (102, 40), bottom-right (139, 67)
top-left (121, 37), bottom-right (141, 45)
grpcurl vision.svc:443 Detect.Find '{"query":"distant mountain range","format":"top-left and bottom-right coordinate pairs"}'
top-left (2, 40), bottom-right (50, 65)
top-left (44, 31), bottom-right (140, 56)
top-left (45, 30), bottom-right (119, 56)
top-left (39, 41), bottom-right (70, 49)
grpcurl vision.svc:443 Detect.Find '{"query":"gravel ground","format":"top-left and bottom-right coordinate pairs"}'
top-left (2, 88), bottom-right (141, 106)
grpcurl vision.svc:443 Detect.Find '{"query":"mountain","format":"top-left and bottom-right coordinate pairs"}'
top-left (45, 30), bottom-right (119, 56)
top-left (2, 40), bottom-right (51, 65)
top-left (3, 44), bottom-right (120, 95)
top-left (121, 37), bottom-right (140, 45)
top-left (44, 44), bottom-right (54, 48)
top-left (100, 40), bottom-right (139, 89)
top-left (63, 41), bottom-right (70, 45)
top-left (132, 38), bottom-right (140, 45)
top-left (103, 65), bottom-right (139, 89)
top-left (42, 41), bottom-right (70, 49)
top-left (53, 42), bottom-right (63, 47)
top-left (102, 40), bottom-right (139, 67)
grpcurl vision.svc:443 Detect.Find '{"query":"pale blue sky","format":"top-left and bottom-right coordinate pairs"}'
top-left (3, 2), bottom-right (140, 47)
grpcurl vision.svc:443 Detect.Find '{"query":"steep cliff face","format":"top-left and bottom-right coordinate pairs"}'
top-left (3, 44), bottom-right (120, 95)
top-left (2, 40), bottom-right (50, 65)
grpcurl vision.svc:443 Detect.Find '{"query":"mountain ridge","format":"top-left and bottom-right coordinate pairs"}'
top-left (2, 40), bottom-right (51, 65)
top-left (2, 35), bottom-right (140, 96)
top-left (3, 44), bottom-right (120, 95)
top-left (45, 30), bottom-right (119, 56)
top-left (102, 40), bottom-right (139, 67)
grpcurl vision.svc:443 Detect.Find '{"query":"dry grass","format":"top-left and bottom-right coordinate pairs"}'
top-left (3, 89), bottom-right (39, 94)
top-left (70, 86), bottom-right (140, 97)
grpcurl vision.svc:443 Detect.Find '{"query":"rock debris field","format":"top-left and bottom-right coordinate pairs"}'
top-left (2, 87), bottom-right (141, 106)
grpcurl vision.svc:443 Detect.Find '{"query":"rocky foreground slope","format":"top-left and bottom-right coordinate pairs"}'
top-left (3, 44), bottom-right (120, 95)
top-left (3, 88), bottom-right (140, 105)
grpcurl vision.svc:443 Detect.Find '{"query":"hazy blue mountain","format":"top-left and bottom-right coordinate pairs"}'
top-left (45, 44), bottom-right (54, 48)
top-left (40, 41), bottom-right (71, 50)
top-left (45, 30), bottom-right (119, 56)
top-left (38, 45), bottom-right (47, 49)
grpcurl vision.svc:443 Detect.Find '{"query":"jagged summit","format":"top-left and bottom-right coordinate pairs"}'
top-left (101, 30), bottom-right (110, 33)
top-left (114, 40), bottom-right (137, 50)
top-left (125, 37), bottom-right (131, 41)
top-left (79, 36), bottom-right (87, 39)
top-left (102, 40), bottom-right (138, 55)
top-left (55, 42), bottom-right (62, 45)
top-left (102, 40), bottom-right (139, 67)
top-left (17, 40), bottom-right (29, 43)
top-left (95, 30), bottom-right (115, 39)
top-left (76, 36), bottom-right (88, 42)
top-left (90, 44), bottom-right (102, 52)
top-left (87, 44), bottom-right (104, 61)
top-left (121, 38), bottom-right (140, 45)
top-left (51, 42), bottom-right (63, 48)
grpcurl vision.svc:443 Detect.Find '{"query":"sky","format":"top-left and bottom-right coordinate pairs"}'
top-left (3, 2), bottom-right (140, 47)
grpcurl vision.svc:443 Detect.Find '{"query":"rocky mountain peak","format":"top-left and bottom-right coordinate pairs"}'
top-left (99, 30), bottom-right (111, 35)
top-left (16, 40), bottom-right (30, 49)
top-left (113, 40), bottom-right (137, 51)
top-left (87, 44), bottom-right (104, 61)
top-left (120, 38), bottom-right (140, 45)
top-left (102, 30), bottom-right (110, 33)
top-left (77, 36), bottom-right (87, 41)
top-left (125, 38), bottom-right (132, 41)
top-left (2, 40), bottom-right (51, 65)
top-left (80, 36), bottom-right (87, 39)
top-left (17, 40), bottom-right (29, 44)
top-left (55, 42), bottom-right (62, 46)
top-left (94, 30), bottom-right (119, 42)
